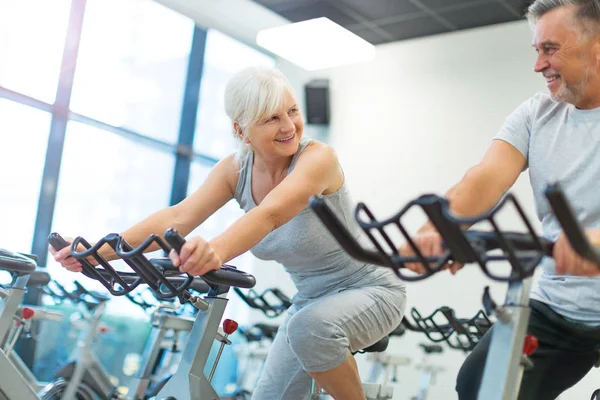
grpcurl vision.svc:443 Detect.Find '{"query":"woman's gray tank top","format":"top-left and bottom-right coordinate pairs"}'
top-left (234, 138), bottom-right (404, 302)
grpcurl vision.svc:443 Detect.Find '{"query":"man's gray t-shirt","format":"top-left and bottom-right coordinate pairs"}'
top-left (495, 92), bottom-right (600, 324)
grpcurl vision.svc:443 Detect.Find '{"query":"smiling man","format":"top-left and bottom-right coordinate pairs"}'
top-left (453, 1), bottom-right (600, 398)
top-left (400, 0), bottom-right (600, 399)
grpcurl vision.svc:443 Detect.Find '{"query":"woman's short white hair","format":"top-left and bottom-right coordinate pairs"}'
top-left (224, 65), bottom-right (296, 165)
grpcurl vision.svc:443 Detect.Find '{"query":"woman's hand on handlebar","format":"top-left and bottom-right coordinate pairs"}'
top-left (49, 237), bottom-right (83, 273)
top-left (554, 229), bottom-right (600, 277)
top-left (168, 235), bottom-right (222, 276)
top-left (399, 230), bottom-right (464, 275)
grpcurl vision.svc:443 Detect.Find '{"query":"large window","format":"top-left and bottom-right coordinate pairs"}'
top-left (193, 30), bottom-right (276, 159)
top-left (49, 121), bottom-right (175, 303)
top-left (70, 0), bottom-right (194, 143)
top-left (0, 0), bottom-right (276, 390)
top-left (0, 99), bottom-right (52, 252)
top-left (42, 121), bottom-right (177, 387)
top-left (187, 28), bottom-right (276, 324)
top-left (0, 0), bottom-right (72, 104)
top-left (187, 161), bottom-right (251, 324)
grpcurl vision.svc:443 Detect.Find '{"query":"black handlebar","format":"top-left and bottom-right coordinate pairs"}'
top-left (164, 228), bottom-right (256, 289)
top-left (401, 306), bottom-right (492, 352)
top-left (234, 286), bottom-right (292, 318)
top-left (306, 199), bottom-right (388, 267)
top-left (309, 183), bottom-right (598, 283)
top-left (545, 183), bottom-right (600, 265)
top-left (48, 229), bottom-right (256, 302)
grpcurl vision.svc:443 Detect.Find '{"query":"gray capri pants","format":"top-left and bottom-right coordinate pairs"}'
top-left (251, 282), bottom-right (406, 400)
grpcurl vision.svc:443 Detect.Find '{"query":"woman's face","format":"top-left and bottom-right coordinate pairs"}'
top-left (245, 91), bottom-right (304, 160)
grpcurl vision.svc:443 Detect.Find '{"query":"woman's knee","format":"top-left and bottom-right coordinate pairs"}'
top-left (286, 310), bottom-right (348, 366)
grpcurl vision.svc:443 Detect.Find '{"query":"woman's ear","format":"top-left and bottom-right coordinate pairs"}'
top-left (233, 122), bottom-right (244, 139)
top-left (235, 122), bottom-right (252, 144)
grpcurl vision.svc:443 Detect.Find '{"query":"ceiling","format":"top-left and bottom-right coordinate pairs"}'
top-left (251, 0), bottom-right (534, 45)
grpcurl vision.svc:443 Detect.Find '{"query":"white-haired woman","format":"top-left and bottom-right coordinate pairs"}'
top-left (51, 66), bottom-right (406, 399)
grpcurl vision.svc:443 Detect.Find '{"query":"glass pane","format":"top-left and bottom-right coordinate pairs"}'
top-left (49, 120), bottom-right (175, 297)
top-left (193, 30), bottom-right (276, 159)
top-left (0, 0), bottom-right (71, 103)
top-left (70, 0), bottom-right (194, 143)
top-left (187, 161), bottom-right (253, 325)
top-left (0, 99), bottom-right (51, 252)
top-left (44, 121), bottom-right (176, 388)
top-left (187, 162), bottom-right (245, 240)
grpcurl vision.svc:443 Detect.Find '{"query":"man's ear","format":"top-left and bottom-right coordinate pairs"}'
top-left (591, 34), bottom-right (600, 64)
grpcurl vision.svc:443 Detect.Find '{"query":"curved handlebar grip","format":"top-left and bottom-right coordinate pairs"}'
top-left (439, 306), bottom-right (468, 335)
top-left (73, 280), bottom-right (93, 303)
top-left (48, 280), bottom-right (70, 300)
top-left (48, 232), bottom-right (99, 280)
top-left (73, 280), bottom-right (89, 294)
top-left (309, 196), bottom-right (389, 266)
top-left (202, 265), bottom-right (256, 289)
top-left (464, 231), bottom-right (554, 255)
top-left (164, 228), bottom-right (185, 254)
top-left (418, 194), bottom-right (479, 263)
top-left (399, 316), bottom-right (422, 332)
top-left (48, 232), bottom-right (69, 252)
top-left (164, 229), bottom-right (256, 289)
top-left (545, 183), bottom-right (600, 266)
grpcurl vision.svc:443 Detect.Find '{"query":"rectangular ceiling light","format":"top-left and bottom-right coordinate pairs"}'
top-left (256, 17), bottom-right (376, 71)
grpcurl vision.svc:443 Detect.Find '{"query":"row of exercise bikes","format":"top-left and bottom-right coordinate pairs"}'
top-left (0, 182), bottom-right (599, 399)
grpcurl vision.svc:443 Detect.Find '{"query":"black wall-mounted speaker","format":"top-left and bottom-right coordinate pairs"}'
top-left (304, 79), bottom-right (330, 125)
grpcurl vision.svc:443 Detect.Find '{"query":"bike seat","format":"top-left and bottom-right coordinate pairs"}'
top-left (238, 326), bottom-right (263, 342)
top-left (26, 269), bottom-right (51, 287)
top-left (361, 336), bottom-right (390, 353)
top-left (0, 249), bottom-right (36, 275)
top-left (85, 290), bottom-right (111, 303)
top-left (254, 323), bottom-right (279, 340)
top-left (73, 281), bottom-right (111, 303)
top-left (420, 343), bottom-right (443, 354)
top-left (390, 322), bottom-right (406, 337)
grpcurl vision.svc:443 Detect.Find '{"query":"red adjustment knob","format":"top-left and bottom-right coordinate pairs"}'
top-left (523, 334), bottom-right (539, 356)
top-left (21, 307), bottom-right (35, 320)
top-left (99, 326), bottom-right (108, 334)
top-left (223, 319), bottom-right (238, 335)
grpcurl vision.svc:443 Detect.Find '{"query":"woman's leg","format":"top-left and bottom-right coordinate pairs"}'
top-left (251, 308), bottom-right (313, 400)
top-left (310, 354), bottom-right (364, 400)
top-left (287, 285), bottom-right (406, 399)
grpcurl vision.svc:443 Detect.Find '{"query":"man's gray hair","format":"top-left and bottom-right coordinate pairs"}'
top-left (526, 0), bottom-right (600, 37)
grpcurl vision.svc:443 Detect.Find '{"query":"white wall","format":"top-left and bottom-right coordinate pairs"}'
top-left (323, 20), bottom-right (599, 400)
top-left (155, 1), bottom-right (598, 396)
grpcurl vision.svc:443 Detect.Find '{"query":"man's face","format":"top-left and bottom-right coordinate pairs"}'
top-left (532, 5), bottom-right (598, 107)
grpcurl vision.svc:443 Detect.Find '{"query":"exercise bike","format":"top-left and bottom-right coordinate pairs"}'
top-left (309, 182), bottom-right (600, 400)
top-left (42, 228), bottom-right (255, 400)
top-left (234, 286), bottom-right (394, 399)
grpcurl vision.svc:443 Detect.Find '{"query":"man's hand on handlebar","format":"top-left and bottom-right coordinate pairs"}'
top-left (554, 229), bottom-right (600, 277)
top-left (398, 230), bottom-right (464, 275)
top-left (169, 235), bottom-right (222, 277)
